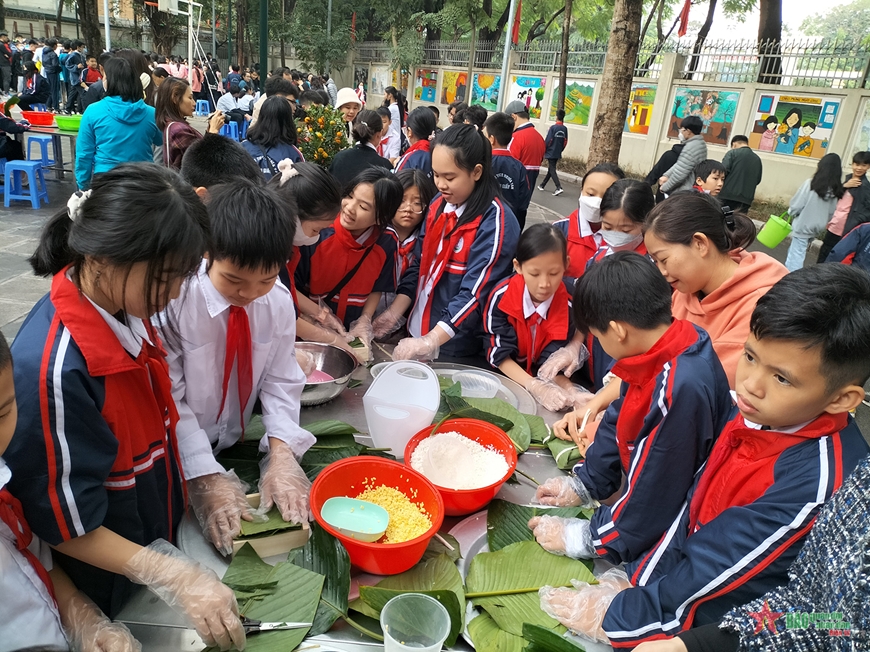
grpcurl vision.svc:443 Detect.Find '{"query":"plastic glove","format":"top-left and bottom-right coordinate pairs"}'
top-left (122, 539), bottom-right (246, 651)
top-left (315, 300), bottom-right (347, 337)
top-left (64, 591), bottom-right (142, 652)
top-left (393, 330), bottom-right (441, 361)
top-left (347, 314), bottom-right (374, 360)
top-left (296, 348), bottom-right (317, 377)
top-left (527, 378), bottom-right (571, 412)
top-left (258, 438), bottom-right (310, 523)
top-left (528, 515), bottom-right (594, 558)
top-left (539, 569), bottom-right (632, 644)
top-left (187, 471), bottom-right (254, 556)
top-left (537, 340), bottom-right (589, 381)
top-left (536, 475), bottom-right (597, 509)
top-left (564, 385), bottom-right (594, 412)
top-left (372, 308), bottom-right (406, 340)
top-left (553, 406), bottom-right (601, 456)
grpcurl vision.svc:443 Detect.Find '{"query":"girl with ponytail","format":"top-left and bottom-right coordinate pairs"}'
top-left (393, 106), bottom-right (437, 178)
top-left (328, 109), bottom-right (392, 187)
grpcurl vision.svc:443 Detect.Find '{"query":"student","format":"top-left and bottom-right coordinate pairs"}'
top-left (692, 159), bottom-right (725, 196)
top-left (541, 264), bottom-right (870, 647)
top-left (180, 132), bottom-right (263, 190)
top-left (17, 61), bottom-right (49, 110)
top-left (826, 220), bottom-right (870, 271)
top-left (484, 224), bottom-right (585, 412)
top-left (383, 86), bottom-right (405, 160)
top-left (82, 54), bottom-right (102, 86)
top-left (390, 124), bottom-right (521, 359)
top-left (446, 100), bottom-right (468, 126)
top-left (659, 116), bottom-right (707, 195)
top-left (462, 105), bottom-right (488, 131)
top-left (82, 51), bottom-right (111, 111)
top-left (506, 99), bottom-right (546, 190)
top-left (248, 75), bottom-right (298, 128)
top-left (329, 109), bottom-right (392, 188)
top-left (484, 111), bottom-right (532, 229)
top-left (376, 106), bottom-right (394, 158)
top-left (533, 251), bottom-right (731, 566)
top-left (5, 164), bottom-right (245, 649)
top-left (215, 81), bottom-right (251, 130)
top-left (816, 150), bottom-right (870, 262)
top-left (426, 104), bottom-right (442, 133)
top-left (590, 178), bottom-right (654, 263)
top-left (155, 77), bottom-right (225, 170)
top-left (539, 109), bottom-right (568, 196)
top-left (718, 135), bottom-right (763, 213)
top-left (784, 153), bottom-right (843, 271)
top-left (296, 167), bottom-right (403, 350)
top-left (242, 95), bottom-right (304, 178)
top-left (160, 179), bottom-right (314, 556)
top-left (394, 106), bottom-right (436, 177)
top-left (646, 142), bottom-right (684, 204)
top-left (63, 40), bottom-right (84, 113)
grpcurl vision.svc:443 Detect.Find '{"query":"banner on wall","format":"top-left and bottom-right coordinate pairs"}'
top-left (471, 73), bottom-right (501, 111)
top-left (624, 84), bottom-right (657, 135)
top-left (509, 75), bottom-right (546, 118)
top-left (369, 65), bottom-right (390, 97)
top-left (667, 87), bottom-right (740, 145)
top-left (441, 71), bottom-right (468, 104)
top-left (414, 69), bottom-right (439, 103)
top-left (549, 79), bottom-right (595, 126)
top-left (750, 93), bottom-right (840, 158)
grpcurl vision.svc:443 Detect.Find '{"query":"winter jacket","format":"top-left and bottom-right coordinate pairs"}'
top-left (41, 46), bottom-right (60, 75)
top-left (543, 122), bottom-right (568, 160)
top-left (719, 146), bottom-right (763, 207)
top-left (661, 134), bottom-right (707, 194)
top-left (840, 174), bottom-right (870, 235)
top-left (828, 222), bottom-right (870, 272)
top-left (789, 179), bottom-right (839, 239)
top-left (64, 50), bottom-right (83, 85)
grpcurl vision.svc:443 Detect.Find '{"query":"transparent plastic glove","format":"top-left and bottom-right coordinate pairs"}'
top-left (315, 299), bottom-right (347, 337)
top-left (540, 569), bottom-right (631, 644)
top-left (187, 471), bottom-right (254, 556)
top-left (536, 475), bottom-right (597, 508)
top-left (295, 348), bottom-right (317, 377)
top-left (372, 308), bottom-right (406, 340)
top-left (122, 540), bottom-right (246, 651)
top-left (527, 378), bottom-right (571, 412)
top-left (393, 330), bottom-right (441, 361)
top-left (537, 340), bottom-right (589, 381)
top-left (64, 591), bottom-right (142, 652)
top-left (258, 439), bottom-right (310, 523)
top-left (564, 385), bottom-right (594, 412)
top-left (528, 515), bottom-right (594, 558)
top-left (347, 314), bottom-right (374, 350)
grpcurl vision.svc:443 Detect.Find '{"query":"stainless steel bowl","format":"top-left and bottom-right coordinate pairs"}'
top-left (296, 342), bottom-right (359, 407)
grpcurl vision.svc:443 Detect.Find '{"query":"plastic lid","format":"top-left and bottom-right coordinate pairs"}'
top-left (452, 370), bottom-right (501, 399)
top-left (364, 361), bottom-right (440, 410)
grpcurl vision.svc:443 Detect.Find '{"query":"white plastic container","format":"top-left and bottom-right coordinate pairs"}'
top-left (363, 361), bottom-right (440, 459)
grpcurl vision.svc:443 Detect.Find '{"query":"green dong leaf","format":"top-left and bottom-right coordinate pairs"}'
top-left (486, 499), bottom-right (591, 552)
top-left (522, 623), bottom-right (587, 651)
top-left (290, 522), bottom-right (351, 636)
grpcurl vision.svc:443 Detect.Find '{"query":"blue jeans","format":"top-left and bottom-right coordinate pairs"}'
top-left (784, 236), bottom-right (810, 272)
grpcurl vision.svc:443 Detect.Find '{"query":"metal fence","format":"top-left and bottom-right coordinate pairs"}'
top-left (421, 40), bottom-right (503, 69)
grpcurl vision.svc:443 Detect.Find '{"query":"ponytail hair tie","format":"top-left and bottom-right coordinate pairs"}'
top-left (721, 204), bottom-right (736, 230)
top-left (277, 159), bottom-right (300, 185)
top-left (67, 189), bottom-right (92, 223)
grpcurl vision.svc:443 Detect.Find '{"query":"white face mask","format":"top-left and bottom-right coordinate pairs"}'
top-left (678, 130), bottom-right (687, 143)
top-left (601, 229), bottom-right (643, 252)
top-left (578, 195), bottom-right (602, 224)
top-left (293, 219), bottom-right (320, 247)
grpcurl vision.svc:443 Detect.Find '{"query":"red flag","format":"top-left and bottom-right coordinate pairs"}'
top-left (511, 0), bottom-right (522, 45)
top-left (677, 0), bottom-right (692, 37)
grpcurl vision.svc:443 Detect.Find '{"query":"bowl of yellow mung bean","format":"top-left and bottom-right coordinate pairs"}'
top-left (311, 457), bottom-right (445, 575)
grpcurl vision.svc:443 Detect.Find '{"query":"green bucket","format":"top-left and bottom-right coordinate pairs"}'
top-left (756, 211), bottom-right (793, 249)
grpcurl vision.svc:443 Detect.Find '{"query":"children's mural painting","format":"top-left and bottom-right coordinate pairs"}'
top-left (509, 76), bottom-right (546, 119)
top-left (625, 84), bottom-right (657, 135)
top-left (414, 69), bottom-right (439, 103)
top-left (549, 79), bottom-right (595, 126)
top-left (750, 93), bottom-right (840, 159)
top-left (369, 65), bottom-right (390, 97)
top-left (441, 71), bottom-right (468, 104)
top-left (471, 73), bottom-right (501, 111)
top-left (667, 87), bottom-right (740, 145)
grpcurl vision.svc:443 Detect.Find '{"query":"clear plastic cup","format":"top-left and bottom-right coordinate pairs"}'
top-left (380, 593), bottom-right (451, 651)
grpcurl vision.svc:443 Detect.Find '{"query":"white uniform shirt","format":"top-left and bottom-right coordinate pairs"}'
top-left (0, 459), bottom-right (68, 652)
top-left (160, 260), bottom-right (315, 480)
top-left (384, 102), bottom-right (402, 159)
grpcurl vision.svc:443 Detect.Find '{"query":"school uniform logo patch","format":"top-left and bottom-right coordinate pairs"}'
top-left (454, 237), bottom-right (465, 254)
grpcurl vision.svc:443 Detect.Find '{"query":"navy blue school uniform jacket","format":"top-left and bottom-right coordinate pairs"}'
top-left (394, 140), bottom-right (432, 178)
top-left (603, 410), bottom-right (870, 648)
top-left (484, 273), bottom-right (572, 373)
top-left (491, 148), bottom-right (531, 223)
top-left (575, 320), bottom-right (732, 566)
top-left (828, 222), bottom-right (870, 271)
top-left (5, 269), bottom-right (186, 617)
top-left (399, 194), bottom-right (520, 358)
top-left (543, 121), bottom-right (568, 160)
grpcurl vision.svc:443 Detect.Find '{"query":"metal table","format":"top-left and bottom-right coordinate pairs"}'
top-left (26, 126), bottom-right (78, 180)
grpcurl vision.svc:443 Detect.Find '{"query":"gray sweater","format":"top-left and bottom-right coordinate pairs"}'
top-left (661, 134), bottom-right (708, 194)
top-left (789, 179), bottom-right (839, 239)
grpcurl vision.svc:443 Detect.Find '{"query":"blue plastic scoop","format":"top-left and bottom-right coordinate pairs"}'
top-left (321, 497), bottom-right (390, 542)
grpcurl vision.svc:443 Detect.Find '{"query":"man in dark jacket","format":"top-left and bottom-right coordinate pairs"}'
top-left (719, 134), bottom-right (763, 212)
top-left (0, 32), bottom-right (13, 93)
top-left (41, 38), bottom-right (61, 111)
top-left (539, 109), bottom-right (568, 196)
top-left (64, 40), bottom-right (85, 114)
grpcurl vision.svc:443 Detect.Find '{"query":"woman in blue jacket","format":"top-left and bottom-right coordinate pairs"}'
top-left (75, 56), bottom-right (161, 190)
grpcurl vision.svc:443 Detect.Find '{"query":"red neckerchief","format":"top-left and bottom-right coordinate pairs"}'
top-left (688, 412), bottom-right (848, 533)
top-left (378, 135), bottom-right (390, 158)
top-left (396, 139), bottom-right (430, 170)
top-left (217, 305), bottom-right (253, 439)
top-left (498, 274), bottom-right (571, 373)
top-left (492, 148), bottom-right (514, 158)
top-left (566, 209), bottom-right (600, 278)
top-left (610, 320), bottom-right (699, 470)
top-left (286, 247), bottom-right (300, 302)
top-left (397, 233), bottom-right (418, 279)
top-left (0, 488), bottom-right (56, 601)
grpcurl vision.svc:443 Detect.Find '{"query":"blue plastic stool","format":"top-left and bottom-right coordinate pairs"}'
top-left (30, 103), bottom-right (48, 112)
top-left (195, 100), bottom-right (210, 116)
top-left (27, 134), bottom-right (56, 168)
top-left (220, 121), bottom-right (239, 140)
top-left (5, 160), bottom-right (49, 209)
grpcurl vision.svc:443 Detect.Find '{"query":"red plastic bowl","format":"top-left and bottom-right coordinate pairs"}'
top-left (21, 110), bottom-right (55, 126)
top-left (310, 456), bottom-right (444, 575)
top-left (404, 418), bottom-right (518, 516)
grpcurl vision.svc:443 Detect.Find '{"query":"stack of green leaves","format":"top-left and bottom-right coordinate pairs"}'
top-left (434, 382), bottom-right (532, 452)
top-left (525, 408), bottom-right (583, 470)
top-left (238, 508), bottom-right (302, 539)
top-left (486, 500), bottom-right (593, 552)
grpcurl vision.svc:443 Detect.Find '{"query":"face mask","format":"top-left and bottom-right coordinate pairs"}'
top-left (293, 219), bottom-right (320, 247)
top-left (578, 195), bottom-right (602, 224)
top-left (601, 229), bottom-right (643, 252)
top-left (678, 130), bottom-right (687, 143)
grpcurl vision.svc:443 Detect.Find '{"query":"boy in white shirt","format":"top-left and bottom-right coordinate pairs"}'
top-left (161, 179), bottom-right (314, 555)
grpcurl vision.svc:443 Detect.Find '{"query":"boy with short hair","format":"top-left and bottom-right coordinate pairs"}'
top-left (532, 252), bottom-right (732, 567)
top-left (160, 179), bottom-right (314, 556)
top-left (718, 134), bottom-right (763, 213)
top-left (180, 132), bottom-right (263, 192)
top-left (540, 264), bottom-right (870, 647)
top-left (82, 55), bottom-right (101, 86)
top-left (692, 159), bottom-right (725, 196)
top-left (484, 111), bottom-right (531, 228)
top-left (539, 108), bottom-right (568, 196)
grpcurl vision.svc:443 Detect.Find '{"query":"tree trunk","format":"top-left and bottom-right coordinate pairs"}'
top-left (235, 0), bottom-right (247, 65)
top-left (280, 0), bottom-right (285, 66)
top-left (76, 0), bottom-right (103, 56)
top-left (0, 0), bottom-right (5, 32)
top-left (56, 0), bottom-right (64, 37)
top-left (144, 3), bottom-right (181, 55)
top-left (686, 0), bottom-right (717, 77)
top-left (756, 0), bottom-right (782, 84)
top-left (587, 0), bottom-right (643, 167)
top-left (638, 0), bottom-right (661, 47)
top-left (557, 0), bottom-right (572, 112)
top-left (466, 15), bottom-right (476, 100)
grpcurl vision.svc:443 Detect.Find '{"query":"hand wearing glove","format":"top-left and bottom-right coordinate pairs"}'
top-left (258, 438), bottom-right (311, 524)
top-left (64, 591), bottom-right (142, 652)
top-left (295, 348), bottom-right (317, 377)
top-left (372, 308), bottom-right (406, 340)
top-left (537, 339), bottom-right (589, 381)
top-left (535, 475), bottom-right (597, 508)
top-left (539, 569), bottom-right (632, 644)
top-left (188, 471), bottom-right (254, 556)
top-left (314, 302), bottom-right (347, 337)
top-left (553, 406), bottom-right (600, 455)
top-left (527, 378), bottom-right (571, 412)
top-left (122, 540), bottom-right (246, 651)
top-left (347, 314), bottom-right (374, 362)
top-left (564, 385), bottom-right (594, 412)
top-left (393, 330), bottom-right (441, 361)
top-left (528, 515), bottom-right (595, 558)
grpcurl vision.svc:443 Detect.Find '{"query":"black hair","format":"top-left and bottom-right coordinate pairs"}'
top-left (556, 109), bottom-right (565, 121)
top-left (0, 330), bottom-right (9, 372)
top-left (351, 109), bottom-right (385, 146)
top-left (427, 105), bottom-right (440, 118)
top-left (23, 61), bottom-right (37, 76)
top-left (206, 179), bottom-right (294, 271)
top-left (803, 122), bottom-right (816, 131)
top-left (384, 86), bottom-right (406, 129)
top-left (515, 223), bottom-right (568, 265)
top-left (46, 38), bottom-right (57, 48)
top-left (600, 179), bottom-right (655, 225)
top-left (731, 134), bottom-right (749, 145)
top-left (782, 108), bottom-right (802, 127)
top-left (573, 251), bottom-right (671, 335)
top-left (453, 108), bottom-right (468, 125)
top-left (581, 162), bottom-right (625, 190)
top-left (512, 108), bottom-right (531, 120)
top-left (680, 115), bottom-right (703, 135)
top-left (152, 67), bottom-right (169, 79)
top-left (231, 64), bottom-right (240, 72)
top-left (28, 163), bottom-right (209, 338)
top-left (396, 168), bottom-right (437, 215)
top-left (113, 49), bottom-right (154, 104)
top-left (299, 90), bottom-right (322, 107)
top-left (645, 191), bottom-right (756, 252)
top-left (247, 95), bottom-right (297, 147)
top-left (483, 112), bottom-right (514, 147)
top-left (264, 75), bottom-right (298, 98)
top-left (751, 264), bottom-right (870, 392)
top-left (376, 106), bottom-right (391, 121)
top-left (181, 133), bottom-right (263, 188)
top-left (432, 124), bottom-right (501, 229)
top-left (693, 159), bottom-right (726, 183)
top-left (853, 151), bottom-right (870, 165)
top-left (448, 100), bottom-right (468, 113)
top-left (810, 153), bottom-right (844, 200)
top-left (763, 115), bottom-right (778, 128)
top-left (104, 57), bottom-right (142, 103)
top-left (464, 105), bottom-right (488, 130)
top-left (270, 161), bottom-right (342, 222)
top-left (406, 106), bottom-right (436, 141)
top-left (271, 66), bottom-right (290, 77)
top-left (345, 167), bottom-right (404, 230)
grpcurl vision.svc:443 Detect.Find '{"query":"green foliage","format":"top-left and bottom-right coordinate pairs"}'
top-left (486, 499), bottom-right (592, 552)
top-left (801, 0), bottom-right (870, 43)
top-left (297, 104), bottom-right (349, 168)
